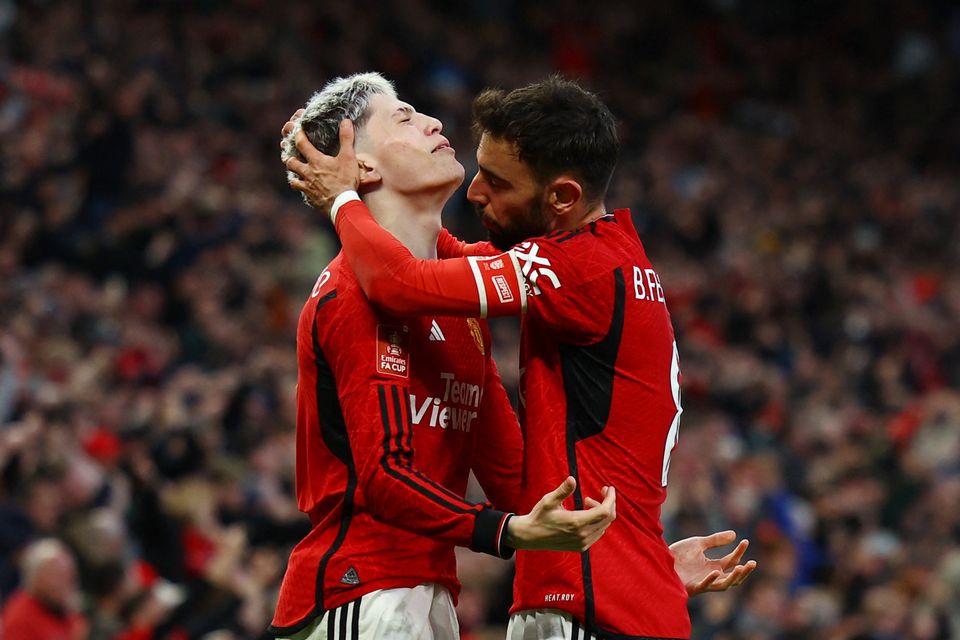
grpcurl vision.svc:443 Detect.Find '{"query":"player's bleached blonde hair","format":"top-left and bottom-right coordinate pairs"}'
top-left (282, 72), bottom-right (396, 203)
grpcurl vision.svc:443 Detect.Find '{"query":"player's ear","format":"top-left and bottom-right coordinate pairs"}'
top-left (356, 154), bottom-right (381, 187)
top-left (546, 176), bottom-right (583, 216)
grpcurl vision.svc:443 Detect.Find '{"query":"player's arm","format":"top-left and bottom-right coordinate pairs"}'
top-left (436, 228), bottom-right (499, 258)
top-left (344, 379), bottom-right (514, 557)
top-left (342, 383), bottom-right (612, 555)
top-left (335, 195), bottom-right (526, 318)
top-left (468, 355), bottom-right (523, 514)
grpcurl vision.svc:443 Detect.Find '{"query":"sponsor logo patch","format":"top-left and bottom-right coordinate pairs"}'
top-left (376, 325), bottom-right (410, 378)
top-left (492, 275), bottom-right (514, 303)
top-left (514, 242), bottom-right (561, 295)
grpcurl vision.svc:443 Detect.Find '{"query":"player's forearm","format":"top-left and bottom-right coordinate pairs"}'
top-left (437, 228), bottom-right (499, 258)
top-left (354, 382), bottom-right (515, 558)
top-left (360, 467), bottom-right (515, 558)
top-left (470, 365), bottom-right (524, 513)
top-left (333, 196), bottom-right (525, 318)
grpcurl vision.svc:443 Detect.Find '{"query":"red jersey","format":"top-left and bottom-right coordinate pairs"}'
top-left (270, 252), bottom-right (523, 635)
top-left (333, 199), bottom-right (690, 639)
top-left (0, 590), bottom-right (86, 640)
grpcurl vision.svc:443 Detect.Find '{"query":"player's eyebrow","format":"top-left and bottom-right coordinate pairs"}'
top-left (393, 105), bottom-right (414, 119)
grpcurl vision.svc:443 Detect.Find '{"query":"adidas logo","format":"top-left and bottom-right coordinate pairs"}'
top-left (341, 567), bottom-right (360, 585)
top-left (428, 320), bottom-right (446, 342)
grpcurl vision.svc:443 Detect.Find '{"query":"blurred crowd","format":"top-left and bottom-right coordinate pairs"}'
top-left (1, 0), bottom-right (959, 639)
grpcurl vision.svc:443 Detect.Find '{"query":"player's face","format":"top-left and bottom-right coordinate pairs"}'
top-left (359, 94), bottom-right (465, 196)
top-left (467, 134), bottom-right (551, 251)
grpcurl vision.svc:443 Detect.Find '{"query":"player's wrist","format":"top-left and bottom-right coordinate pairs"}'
top-left (472, 508), bottom-right (516, 559)
top-left (330, 190), bottom-right (361, 226)
top-left (504, 513), bottom-right (529, 549)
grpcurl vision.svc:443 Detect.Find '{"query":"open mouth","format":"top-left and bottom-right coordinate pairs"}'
top-left (432, 139), bottom-right (453, 153)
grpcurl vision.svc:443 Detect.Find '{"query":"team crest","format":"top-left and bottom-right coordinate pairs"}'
top-left (466, 318), bottom-right (484, 355)
top-left (376, 325), bottom-right (410, 378)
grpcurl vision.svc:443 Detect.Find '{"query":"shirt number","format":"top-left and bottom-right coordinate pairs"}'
top-left (661, 341), bottom-right (683, 486)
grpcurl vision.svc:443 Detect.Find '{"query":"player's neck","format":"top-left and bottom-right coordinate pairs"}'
top-left (553, 202), bottom-right (608, 232)
top-left (364, 190), bottom-right (443, 259)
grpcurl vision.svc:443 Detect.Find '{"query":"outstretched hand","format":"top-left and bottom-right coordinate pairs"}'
top-left (669, 530), bottom-right (757, 596)
top-left (280, 113), bottom-right (361, 216)
top-left (506, 477), bottom-right (616, 552)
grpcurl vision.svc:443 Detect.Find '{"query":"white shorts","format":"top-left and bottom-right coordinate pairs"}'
top-left (507, 609), bottom-right (597, 640)
top-left (276, 583), bottom-right (459, 640)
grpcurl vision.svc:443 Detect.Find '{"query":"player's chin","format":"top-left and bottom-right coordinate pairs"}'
top-left (487, 229), bottom-right (518, 251)
top-left (437, 158), bottom-right (465, 182)
top-left (423, 164), bottom-right (464, 192)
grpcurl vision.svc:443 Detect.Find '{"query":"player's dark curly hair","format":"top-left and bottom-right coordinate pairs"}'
top-left (471, 76), bottom-right (619, 206)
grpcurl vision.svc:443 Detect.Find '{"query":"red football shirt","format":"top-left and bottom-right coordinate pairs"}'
top-left (270, 253), bottom-right (523, 635)
top-left (1, 590), bottom-right (86, 640)
top-left (333, 200), bottom-right (691, 639)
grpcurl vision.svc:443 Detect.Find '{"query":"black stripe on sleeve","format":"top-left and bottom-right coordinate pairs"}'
top-left (376, 385), bottom-right (475, 514)
top-left (374, 384), bottom-right (513, 557)
top-left (388, 384), bottom-right (474, 504)
top-left (390, 385), bottom-right (409, 460)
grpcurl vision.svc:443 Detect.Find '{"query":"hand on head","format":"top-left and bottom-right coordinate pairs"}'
top-left (280, 112), bottom-right (360, 215)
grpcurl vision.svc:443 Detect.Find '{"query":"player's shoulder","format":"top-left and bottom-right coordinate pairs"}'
top-left (512, 209), bottom-right (642, 290)
top-left (304, 253), bottom-right (370, 317)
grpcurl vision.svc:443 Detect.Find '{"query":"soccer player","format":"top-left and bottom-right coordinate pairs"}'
top-left (270, 74), bottom-right (619, 640)
top-left (284, 76), bottom-right (756, 639)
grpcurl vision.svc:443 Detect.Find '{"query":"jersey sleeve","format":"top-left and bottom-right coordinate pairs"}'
top-left (436, 228), bottom-right (499, 258)
top-left (512, 238), bottom-right (612, 344)
top-left (317, 299), bottom-right (515, 559)
top-left (468, 353), bottom-right (523, 514)
top-left (335, 199), bottom-right (526, 318)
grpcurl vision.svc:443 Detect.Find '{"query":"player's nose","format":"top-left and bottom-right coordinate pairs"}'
top-left (424, 115), bottom-right (442, 135)
top-left (466, 173), bottom-right (487, 205)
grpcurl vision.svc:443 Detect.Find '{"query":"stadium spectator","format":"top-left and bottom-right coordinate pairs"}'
top-left (0, 538), bottom-right (87, 640)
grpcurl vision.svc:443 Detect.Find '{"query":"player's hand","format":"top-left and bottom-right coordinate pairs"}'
top-left (283, 118), bottom-right (361, 217)
top-left (280, 109), bottom-right (305, 148)
top-left (669, 530), bottom-right (757, 596)
top-left (505, 477), bottom-right (616, 551)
